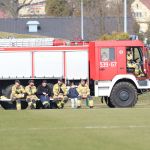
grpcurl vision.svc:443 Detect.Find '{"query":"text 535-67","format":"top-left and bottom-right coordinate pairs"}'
top-left (100, 62), bottom-right (117, 68)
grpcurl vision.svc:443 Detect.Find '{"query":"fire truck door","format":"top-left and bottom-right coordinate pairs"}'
top-left (99, 47), bottom-right (117, 80)
top-left (145, 47), bottom-right (150, 78)
top-left (116, 47), bottom-right (126, 74)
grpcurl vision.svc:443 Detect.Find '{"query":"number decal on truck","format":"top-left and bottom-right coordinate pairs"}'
top-left (100, 62), bottom-right (117, 68)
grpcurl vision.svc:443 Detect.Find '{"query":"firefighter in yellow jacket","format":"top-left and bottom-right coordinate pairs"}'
top-left (53, 79), bottom-right (68, 108)
top-left (11, 80), bottom-right (25, 110)
top-left (127, 48), bottom-right (144, 77)
top-left (25, 80), bottom-right (38, 109)
top-left (77, 80), bottom-right (94, 108)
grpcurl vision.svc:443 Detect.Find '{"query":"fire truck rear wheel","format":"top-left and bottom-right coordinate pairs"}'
top-left (2, 85), bottom-right (13, 99)
top-left (110, 82), bottom-right (137, 108)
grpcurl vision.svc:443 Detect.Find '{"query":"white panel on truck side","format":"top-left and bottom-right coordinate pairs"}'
top-left (34, 52), bottom-right (63, 78)
top-left (0, 52), bottom-right (31, 78)
top-left (66, 51), bottom-right (88, 79)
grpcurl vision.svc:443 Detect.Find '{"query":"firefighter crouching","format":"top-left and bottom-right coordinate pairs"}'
top-left (37, 80), bottom-right (52, 109)
top-left (25, 80), bottom-right (38, 109)
top-left (77, 80), bottom-right (94, 108)
top-left (10, 80), bottom-right (25, 110)
top-left (53, 79), bottom-right (68, 109)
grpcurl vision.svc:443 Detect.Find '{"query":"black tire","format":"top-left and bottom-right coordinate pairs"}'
top-left (2, 85), bottom-right (13, 99)
top-left (104, 97), bottom-right (115, 108)
top-left (110, 82), bottom-right (137, 108)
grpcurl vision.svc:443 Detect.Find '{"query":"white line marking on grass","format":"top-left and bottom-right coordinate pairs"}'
top-left (0, 125), bottom-right (149, 132)
top-left (85, 125), bottom-right (149, 129)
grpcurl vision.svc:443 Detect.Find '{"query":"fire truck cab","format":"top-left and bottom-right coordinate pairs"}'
top-left (89, 40), bottom-right (150, 107)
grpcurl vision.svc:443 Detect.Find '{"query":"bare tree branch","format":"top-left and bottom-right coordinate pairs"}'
top-left (18, 0), bottom-right (34, 11)
top-left (0, 0), bottom-right (34, 18)
top-left (23, 0), bottom-right (27, 5)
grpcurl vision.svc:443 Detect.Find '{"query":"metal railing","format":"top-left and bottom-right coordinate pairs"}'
top-left (0, 38), bottom-right (54, 47)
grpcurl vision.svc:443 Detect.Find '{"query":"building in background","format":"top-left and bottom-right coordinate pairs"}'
top-left (0, 9), bottom-right (10, 18)
top-left (19, 0), bottom-right (46, 17)
top-left (131, 0), bottom-right (150, 32)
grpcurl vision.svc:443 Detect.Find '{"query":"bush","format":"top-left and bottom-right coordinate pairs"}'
top-left (100, 32), bottom-right (130, 40)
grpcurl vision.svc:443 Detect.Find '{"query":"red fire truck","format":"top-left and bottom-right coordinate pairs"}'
top-left (0, 38), bottom-right (149, 108)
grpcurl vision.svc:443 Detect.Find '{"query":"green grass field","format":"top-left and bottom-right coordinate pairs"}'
top-left (0, 93), bottom-right (150, 150)
top-left (0, 32), bottom-right (48, 38)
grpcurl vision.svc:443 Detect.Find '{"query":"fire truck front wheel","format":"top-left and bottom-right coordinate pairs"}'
top-left (110, 82), bottom-right (137, 108)
top-left (104, 97), bottom-right (115, 108)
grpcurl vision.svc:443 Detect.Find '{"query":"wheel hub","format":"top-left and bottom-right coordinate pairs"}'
top-left (119, 91), bottom-right (129, 101)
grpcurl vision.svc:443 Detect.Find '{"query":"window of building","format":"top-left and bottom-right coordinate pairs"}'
top-left (132, 12), bottom-right (135, 17)
top-left (139, 12), bottom-right (142, 17)
top-left (133, 12), bottom-right (142, 18)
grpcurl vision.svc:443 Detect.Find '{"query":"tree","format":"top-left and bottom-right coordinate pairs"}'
top-left (137, 23), bottom-right (150, 43)
top-left (103, 0), bottom-right (135, 32)
top-left (82, 0), bottom-right (107, 37)
top-left (46, 0), bottom-right (72, 16)
top-left (86, 0), bottom-right (136, 38)
top-left (0, 0), bottom-right (33, 18)
top-left (146, 24), bottom-right (150, 42)
top-left (67, 0), bottom-right (80, 16)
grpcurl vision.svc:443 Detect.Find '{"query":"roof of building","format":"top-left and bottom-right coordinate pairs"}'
top-left (0, 17), bottom-right (134, 40)
top-left (26, 21), bottom-right (40, 25)
top-left (141, 0), bottom-right (150, 10)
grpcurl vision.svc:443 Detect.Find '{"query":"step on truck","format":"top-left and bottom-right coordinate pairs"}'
top-left (0, 38), bottom-right (150, 108)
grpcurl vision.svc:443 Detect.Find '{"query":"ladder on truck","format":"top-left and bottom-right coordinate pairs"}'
top-left (0, 38), bottom-right (55, 47)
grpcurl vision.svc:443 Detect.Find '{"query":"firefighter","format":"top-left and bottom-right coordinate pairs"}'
top-left (77, 80), bottom-right (94, 108)
top-left (127, 49), bottom-right (136, 68)
top-left (10, 80), bottom-right (25, 110)
top-left (127, 48), bottom-right (144, 77)
top-left (53, 79), bottom-right (68, 109)
top-left (25, 80), bottom-right (38, 109)
top-left (101, 51), bottom-right (109, 61)
top-left (37, 80), bottom-right (51, 109)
